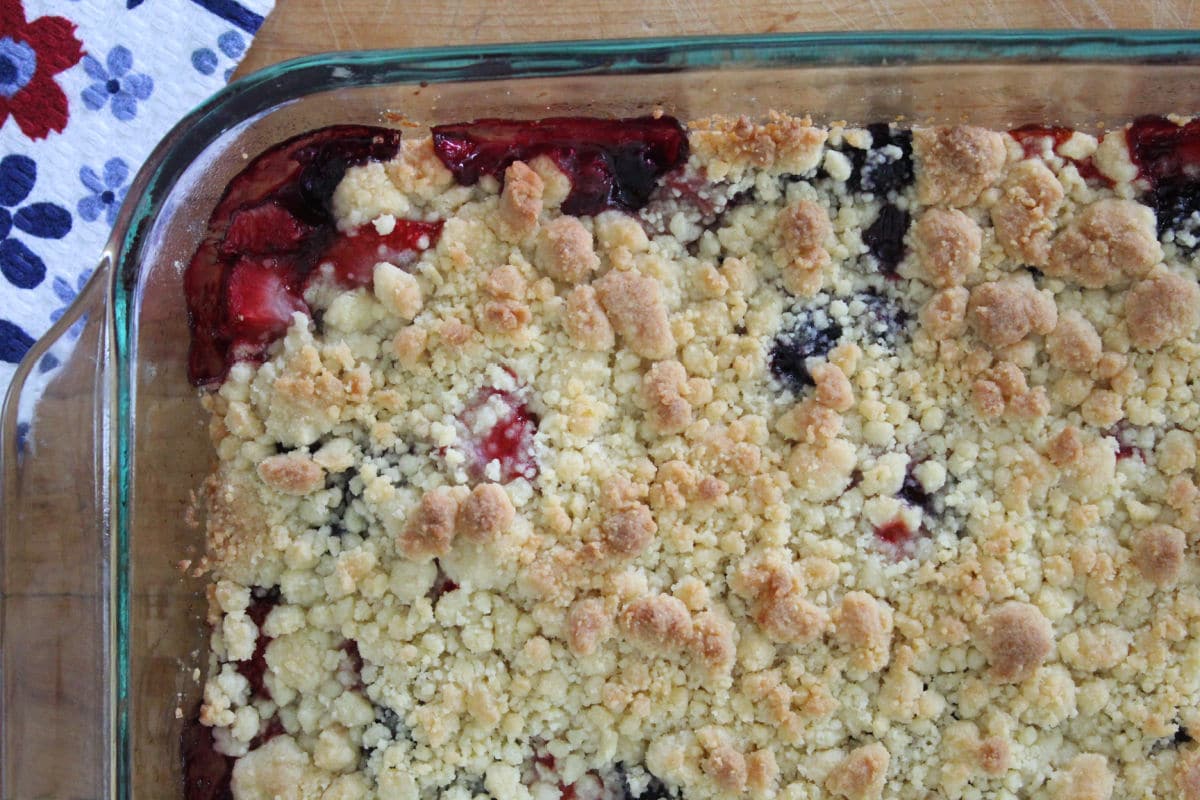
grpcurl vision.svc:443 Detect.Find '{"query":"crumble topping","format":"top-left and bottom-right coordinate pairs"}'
top-left (191, 113), bottom-right (1200, 799)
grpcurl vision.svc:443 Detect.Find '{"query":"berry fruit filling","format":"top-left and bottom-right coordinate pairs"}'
top-left (431, 116), bottom-right (689, 216)
top-left (184, 125), bottom-right (439, 386)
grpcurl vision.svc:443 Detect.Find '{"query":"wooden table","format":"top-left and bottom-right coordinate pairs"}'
top-left (239, 0), bottom-right (1197, 77)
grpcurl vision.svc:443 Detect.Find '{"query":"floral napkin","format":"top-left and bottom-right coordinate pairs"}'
top-left (0, 0), bottom-right (276, 398)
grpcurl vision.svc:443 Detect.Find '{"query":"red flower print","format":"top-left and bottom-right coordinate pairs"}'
top-left (0, 0), bottom-right (84, 140)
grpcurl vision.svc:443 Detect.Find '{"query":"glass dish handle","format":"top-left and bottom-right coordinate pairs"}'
top-left (1, 257), bottom-right (114, 800)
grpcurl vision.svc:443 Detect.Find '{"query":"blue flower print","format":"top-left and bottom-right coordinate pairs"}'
top-left (0, 317), bottom-right (34, 364)
top-left (49, 268), bottom-right (92, 339)
top-left (192, 31), bottom-right (245, 82)
top-left (0, 154), bottom-right (71, 290)
top-left (77, 158), bottom-right (129, 226)
top-left (0, 37), bottom-right (37, 98)
top-left (81, 46), bottom-right (153, 121)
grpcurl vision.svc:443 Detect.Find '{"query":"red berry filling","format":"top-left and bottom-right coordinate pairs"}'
top-left (184, 125), bottom-right (444, 387)
top-left (874, 518), bottom-right (912, 546)
top-left (1008, 124), bottom-right (1113, 188)
top-left (430, 116), bottom-right (688, 216)
top-left (457, 386), bottom-right (539, 483)
top-left (1126, 115), bottom-right (1200, 242)
top-left (317, 218), bottom-right (443, 287)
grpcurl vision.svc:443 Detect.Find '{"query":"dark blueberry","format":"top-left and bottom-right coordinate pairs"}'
top-left (843, 123), bottom-right (914, 195)
top-left (1152, 180), bottom-right (1200, 244)
top-left (862, 203), bottom-right (910, 276)
top-left (1152, 723), bottom-right (1194, 753)
top-left (768, 311), bottom-right (843, 393)
top-left (859, 124), bottom-right (914, 195)
top-left (898, 466), bottom-right (933, 514)
top-left (616, 764), bottom-right (679, 799)
top-left (375, 705), bottom-right (404, 737)
top-left (855, 289), bottom-right (908, 346)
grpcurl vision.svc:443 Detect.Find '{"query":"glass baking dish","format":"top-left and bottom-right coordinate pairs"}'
top-left (4, 30), bottom-right (1200, 799)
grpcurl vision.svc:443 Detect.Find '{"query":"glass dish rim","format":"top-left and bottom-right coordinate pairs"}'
top-left (14, 29), bottom-right (1199, 798)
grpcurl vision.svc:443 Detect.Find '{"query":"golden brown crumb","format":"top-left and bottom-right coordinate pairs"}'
top-left (745, 749), bottom-right (779, 794)
top-left (1050, 753), bottom-right (1114, 800)
top-left (483, 263), bottom-right (526, 299)
top-left (565, 597), bottom-right (612, 656)
top-left (1176, 747), bottom-right (1200, 800)
top-left (977, 736), bottom-right (1010, 776)
top-left (911, 207), bottom-right (982, 288)
top-left (778, 199), bottom-right (833, 297)
top-left (456, 483), bottom-right (515, 541)
top-left (642, 360), bottom-right (693, 434)
top-left (776, 398), bottom-right (842, 443)
top-left (968, 277), bottom-right (1057, 348)
top-left (1047, 310), bottom-right (1103, 372)
top-left (689, 610), bottom-right (736, 670)
top-left (1131, 523), bottom-right (1186, 588)
top-left (972, 379), bottom-right (1005, 418)
top-left (1046, 426), bottom-right (1084, 468)
top-left (600, 503), bottom-right (657, 558)
top-left (825, 742), bottom-right (890, 800)
top-left (536, 216), bottom-right (600, 283)
top-left (497, 160), bottom-right (543, 242)
top-left (701, 743), bottom-right (748, 794)
top-left (399, 487), bottom-right (461, 560)
top-left (619, 594), bottom-right (693, 652)
top-left (811, 361), bottom-right (854, 412)
top-left (992, 159), bottom-right (1064, 266)
top-left (391, 326), bottom-right (427, 366)
top-left (913, 126), bottom-right (1007, 206)
top-left (1125, 270), bottom-right (1200, 350)
top-left (438, 318), bottom-right (475, 348)
top-left (735, 554), bottom-right (830, 644)
top-left (976, 601), bottom-right (1054, 683)
top-left (920, 287), bottom-right (970, 339)
top-left (256, 452), bottom-right (326, 496)
top-left (689, 112), bottom-right (827, 175)
top-left (593, 269), bottom-right (675, 359)
top-left (562, 285), bottom-right (615, 351)
top-left (1047, 198), bottom-right (1162, 288)
top-left (833, 591), bottom-right (893, 673)
top-left (479, 299), bottom-right (531, 334)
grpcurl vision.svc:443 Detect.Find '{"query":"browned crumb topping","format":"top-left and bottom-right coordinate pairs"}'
top-left (976, 601), bottom-right (1054, 683)
top-left (198, 113), bottom-right (1200, 800)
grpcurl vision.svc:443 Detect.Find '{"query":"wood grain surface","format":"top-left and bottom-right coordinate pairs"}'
top-left (238, 0), bottom-right (1198, 76)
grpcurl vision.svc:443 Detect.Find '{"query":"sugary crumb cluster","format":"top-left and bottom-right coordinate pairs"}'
top-left (194, 113), bottom-right (1200, 800)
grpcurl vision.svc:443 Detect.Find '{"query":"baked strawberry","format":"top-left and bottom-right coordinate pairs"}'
top-left (224, 258), bottom-right (307, 346)
top-left (317, 219), bottom-right (444, 288)
top-left (219, 202), bottom-right (315, 257)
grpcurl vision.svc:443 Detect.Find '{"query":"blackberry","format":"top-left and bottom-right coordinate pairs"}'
top-left (769, 310), bottom-right (844, 393)
top-left (862, 203), bottom-right (910, 276)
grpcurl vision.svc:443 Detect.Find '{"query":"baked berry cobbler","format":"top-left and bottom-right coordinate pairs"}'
top-left (185, 112), bottom-right (1200, 800)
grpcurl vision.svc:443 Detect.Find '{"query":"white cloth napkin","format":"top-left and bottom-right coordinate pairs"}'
top-left (0, 0), bottom-right (275, 397)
